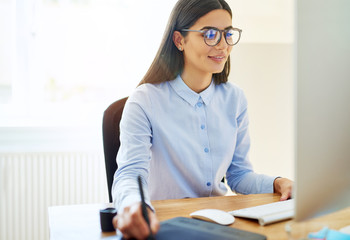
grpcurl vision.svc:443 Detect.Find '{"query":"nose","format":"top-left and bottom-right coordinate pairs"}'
top-left (215, 32), bottom-right (228, 49)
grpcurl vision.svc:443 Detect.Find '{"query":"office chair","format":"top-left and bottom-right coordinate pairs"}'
top-left (102, 97), bottom-right (128, 203)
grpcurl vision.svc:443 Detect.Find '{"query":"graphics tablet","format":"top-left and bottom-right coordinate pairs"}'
top-left (154, 217), bottom-right (266, 240)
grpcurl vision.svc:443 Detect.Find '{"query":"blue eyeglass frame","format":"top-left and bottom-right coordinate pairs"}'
top-left (180, 27), bottom-right (242, 46)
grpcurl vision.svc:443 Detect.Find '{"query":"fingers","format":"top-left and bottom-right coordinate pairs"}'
top-left (148, 208), bottom-right (160, 234)
top-left (114, 202), bottom-right (159, 240)
top-left (274, 177), bottom-right (294, 201)
top-left (112, 215), bottom-right (118, 230)
top-left (120, 204), bottom-right (149, 239)
top-left (280, 190), bottom-right (291, 201)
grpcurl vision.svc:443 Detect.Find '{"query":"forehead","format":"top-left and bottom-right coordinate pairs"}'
top-left (191, 9), bottom-right (232, 29)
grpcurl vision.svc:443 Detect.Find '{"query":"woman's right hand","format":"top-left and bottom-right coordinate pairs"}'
top-left (112, 202), bottom-right (160, 240)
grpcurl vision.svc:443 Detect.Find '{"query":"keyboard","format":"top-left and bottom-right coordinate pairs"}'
top-left (228, 199), bottom-right (294, 226)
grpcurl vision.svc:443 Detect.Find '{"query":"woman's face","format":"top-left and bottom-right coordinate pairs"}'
top-left (181, 9), bottom-right (233, 77)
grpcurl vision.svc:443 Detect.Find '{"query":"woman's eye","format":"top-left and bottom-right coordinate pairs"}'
top-left (205, 30), bottom-right (217, 39)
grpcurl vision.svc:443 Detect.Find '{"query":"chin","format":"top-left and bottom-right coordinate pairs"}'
top-left (211, 66), bottom-right (226, 74)
top-left (208, 62), bottom-right (226, 74)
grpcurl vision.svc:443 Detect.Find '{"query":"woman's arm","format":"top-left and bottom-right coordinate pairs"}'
top-left (111, 93), bottom-right (160, 238)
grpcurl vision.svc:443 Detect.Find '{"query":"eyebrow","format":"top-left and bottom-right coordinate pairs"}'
top-left (200, 26), bottom-right (233, 30)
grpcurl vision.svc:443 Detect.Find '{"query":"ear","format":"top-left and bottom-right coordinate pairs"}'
top-left (173, 31), bottom-right (184, 51)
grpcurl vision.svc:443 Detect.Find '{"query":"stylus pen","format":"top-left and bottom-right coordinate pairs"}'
top-left (137, 175), bottom-right (155, 240)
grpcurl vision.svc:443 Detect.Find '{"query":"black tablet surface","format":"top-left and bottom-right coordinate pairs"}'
top-left (155, 217), bottom-right (267, 240)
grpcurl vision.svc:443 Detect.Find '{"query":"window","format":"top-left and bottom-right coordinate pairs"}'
top-left (0, 0), bottom-right (177, 127)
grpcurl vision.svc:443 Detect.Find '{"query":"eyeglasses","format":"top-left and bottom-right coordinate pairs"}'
top-left (180, 27), bottom-right (242, 46)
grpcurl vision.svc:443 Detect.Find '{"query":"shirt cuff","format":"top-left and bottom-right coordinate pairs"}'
top-left (116, 195), bottom-right (154, 213)
top-left (260, 175), bottom-right (278, 194)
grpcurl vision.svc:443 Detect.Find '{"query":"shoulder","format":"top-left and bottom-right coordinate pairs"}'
top-left (126, 82), bottom-right (170, 109)
top-left (217, 81), bottom-right (244, 95)
top-left (215, 82), bottom-right (248, 108)
top-left (130, 82), bottom-right (168, 99)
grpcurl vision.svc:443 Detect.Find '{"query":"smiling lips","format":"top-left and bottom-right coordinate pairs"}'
top-left (208, 55), bottom-right (226, 63)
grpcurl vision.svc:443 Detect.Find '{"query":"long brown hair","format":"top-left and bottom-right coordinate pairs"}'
top-left (139, 0), bottom-right (232, 86)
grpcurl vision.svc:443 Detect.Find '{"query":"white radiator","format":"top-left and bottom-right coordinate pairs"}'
top-left (0, 152), bottom-right (108, 240)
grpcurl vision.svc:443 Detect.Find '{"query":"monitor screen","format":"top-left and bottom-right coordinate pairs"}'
top-left (294, 0), bottom-right (350, 221)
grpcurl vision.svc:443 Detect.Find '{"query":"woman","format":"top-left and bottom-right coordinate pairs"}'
top-left (112, 0), bottom-right (293, 239)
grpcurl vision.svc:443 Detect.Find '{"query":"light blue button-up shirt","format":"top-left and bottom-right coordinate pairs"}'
top-left (112, 75), bottom-right (275, 211)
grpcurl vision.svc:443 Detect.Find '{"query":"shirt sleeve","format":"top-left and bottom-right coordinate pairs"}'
top-left (225, 92), bottom-right (276, 194)
top-left (111, 93), bottom-right (154, 212)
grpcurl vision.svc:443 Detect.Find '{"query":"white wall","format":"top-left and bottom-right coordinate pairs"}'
top-left (229, 43), bottom-right (294, 179)
top-left (227, 0), bottom-right (295, 179)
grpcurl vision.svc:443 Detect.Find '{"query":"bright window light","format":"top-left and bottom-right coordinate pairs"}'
top-left (0, 0), bottom-right (177, 126)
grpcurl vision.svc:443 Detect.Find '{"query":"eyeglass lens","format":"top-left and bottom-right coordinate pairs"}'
top-left (204, 28), bottom-right (240, 46)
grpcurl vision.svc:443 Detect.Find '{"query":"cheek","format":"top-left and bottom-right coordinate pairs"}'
top-left (192, 41), bottom-right (210, 54)
top-left (186, 44), bottom-right (211, 61)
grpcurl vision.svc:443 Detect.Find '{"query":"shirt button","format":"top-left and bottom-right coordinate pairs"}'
top-left (207, 182), bottom-right (211, 186)
top-left (200, 124), bottom-right (205, 130)
top-left (204, 148), bottom-right (209, 153)
top-left (197, 102), bottom-right (203, 107)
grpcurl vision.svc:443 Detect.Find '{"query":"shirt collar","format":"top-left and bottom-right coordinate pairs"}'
top-left (169, 75), bottom-right (215, 107)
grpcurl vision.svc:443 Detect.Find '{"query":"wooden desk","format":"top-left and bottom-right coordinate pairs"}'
top-left (48, 193), bottom-right (350, 240)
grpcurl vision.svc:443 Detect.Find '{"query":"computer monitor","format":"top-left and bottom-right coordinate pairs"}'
top-left (294, 0), bottom-right (350, 221)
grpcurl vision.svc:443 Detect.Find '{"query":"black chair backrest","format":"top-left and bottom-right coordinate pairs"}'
top-left (102, 97), bottom-right (128, 203)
